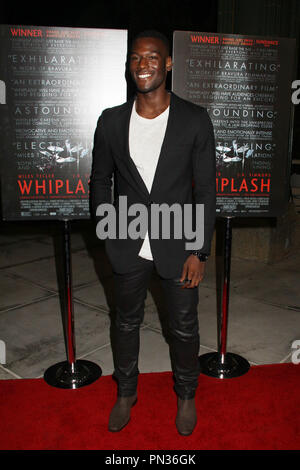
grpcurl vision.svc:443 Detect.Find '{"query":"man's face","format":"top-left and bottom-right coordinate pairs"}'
top-left (129, 37), bottom-right (172, 94)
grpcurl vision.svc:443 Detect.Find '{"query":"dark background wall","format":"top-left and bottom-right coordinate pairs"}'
top-left (2, 1), bottom-right (218, 42)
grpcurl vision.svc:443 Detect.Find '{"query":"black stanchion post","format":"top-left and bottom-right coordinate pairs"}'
top-left (44, 219), bottom-right (102, 389)
top-left (199, 216), bottom-right (250, 378)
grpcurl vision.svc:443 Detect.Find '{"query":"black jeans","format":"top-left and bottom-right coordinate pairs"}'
top-left (111, 257), bottom-right (200, 400)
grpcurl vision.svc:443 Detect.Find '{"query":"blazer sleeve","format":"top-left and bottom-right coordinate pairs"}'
top-left (89, 112), bottom-right (115, 222)
top-left (192, 109), bottom-right (216, 255)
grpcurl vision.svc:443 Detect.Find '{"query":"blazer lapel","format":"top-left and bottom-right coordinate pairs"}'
top-left (118, 97), bottom-right (150, 198)
top-left (150, 92), bottom-right (179, 197)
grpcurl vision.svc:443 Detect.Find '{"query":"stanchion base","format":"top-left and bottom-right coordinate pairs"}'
top-left (44, 359), bottom-right (102, 389)
top-left (199, 352), bottom-right (250, 379)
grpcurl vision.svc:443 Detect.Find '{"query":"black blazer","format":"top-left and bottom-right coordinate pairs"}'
top-left (90, 92), bottom-right (216, 278)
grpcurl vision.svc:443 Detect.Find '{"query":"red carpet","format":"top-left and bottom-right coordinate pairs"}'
top-left (1, 363), bottom-right (299, 450)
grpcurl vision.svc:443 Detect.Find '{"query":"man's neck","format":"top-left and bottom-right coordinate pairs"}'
top-left (135, 89), bottom-right (170, 119)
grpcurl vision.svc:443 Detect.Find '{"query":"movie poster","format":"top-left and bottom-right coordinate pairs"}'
top-left (172, 31), bottom-right (295, 217)
top-left (0, 25), bottom-right (127, 220)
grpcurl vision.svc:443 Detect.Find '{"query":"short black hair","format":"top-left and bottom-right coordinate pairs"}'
top-left (130, 30), bottom-right (171, 56)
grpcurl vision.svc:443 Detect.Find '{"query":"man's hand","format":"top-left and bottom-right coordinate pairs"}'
top-left (180, 255), bottom-right (206, 288)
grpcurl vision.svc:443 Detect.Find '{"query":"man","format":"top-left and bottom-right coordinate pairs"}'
top-left (90, 30), bottom-right (216, 436)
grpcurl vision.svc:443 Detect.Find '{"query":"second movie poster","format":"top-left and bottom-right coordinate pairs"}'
top-left (172, 31), bottom-right (295, 217)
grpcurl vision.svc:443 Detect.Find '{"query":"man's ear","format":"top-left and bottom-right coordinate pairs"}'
top-left (166, 56), bottom-right (173, 71)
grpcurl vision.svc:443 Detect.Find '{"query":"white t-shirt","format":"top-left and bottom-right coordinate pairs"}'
top-left (129, 101), bottom-right (169, 260)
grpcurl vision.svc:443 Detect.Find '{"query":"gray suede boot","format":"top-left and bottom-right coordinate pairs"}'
top-left (175, 397), bottom-right (197, 436)
top-left (108, 394), bottom-right (137, 432)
